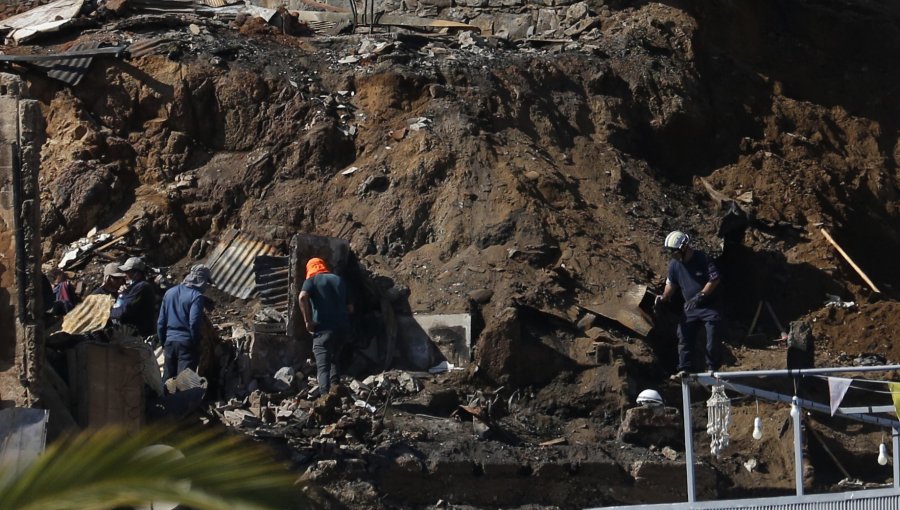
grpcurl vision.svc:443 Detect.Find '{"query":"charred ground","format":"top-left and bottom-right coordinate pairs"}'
top-left (6, 0), bottom-right (900, 507)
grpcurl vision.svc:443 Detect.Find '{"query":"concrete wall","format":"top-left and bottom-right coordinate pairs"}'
top-left (0, 73), bottom-right (45, 408)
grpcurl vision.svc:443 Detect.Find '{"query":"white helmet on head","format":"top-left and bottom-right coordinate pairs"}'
top-left (636, 389), bottom-right (664, 407)
top-left (664, 231), bottom-right (690, 251)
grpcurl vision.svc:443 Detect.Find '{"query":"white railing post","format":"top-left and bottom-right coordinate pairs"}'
top-left (682, 377), bottom-right (696, 503)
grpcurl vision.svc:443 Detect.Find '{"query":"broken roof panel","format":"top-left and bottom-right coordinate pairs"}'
top-left (61, 294), bottom-right (115, 335)
top-left (255, 255), bottom-right (290, 313)
top-left (0, 41), bottom-right (127, 86)
top-left (207, 230), bottom-right (280, 299)
top-left (0, 0), bottom-right (85, 43)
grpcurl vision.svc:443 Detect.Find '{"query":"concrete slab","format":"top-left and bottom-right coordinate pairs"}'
top-left (0, 407), bottom-right (48, 475)
top-left (412, 313), bottom-right (472, 366)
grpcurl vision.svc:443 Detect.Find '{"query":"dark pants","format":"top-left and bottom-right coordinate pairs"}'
top-left (677, 307), bottom-right (721, 372)
top-left (312, 330), bottom-right (344, 393)
top-left (163, 341), bottom-right (199, 383)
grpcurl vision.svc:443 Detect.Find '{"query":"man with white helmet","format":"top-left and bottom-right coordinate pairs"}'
top-left (657, 230), bottom-right (721, 380)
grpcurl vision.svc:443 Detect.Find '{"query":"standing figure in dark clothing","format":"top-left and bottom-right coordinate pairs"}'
top-left (110, 257), bottom-right (157, 337)
top-left (49, 269), bottom-right (79, 315)
top-left (158, 264), bottom-right (214, 383)
top-left (91, 262), bottom-right (126, 297)
top-left (656, 231), bottom-right (722, 380)
top-left (299, 258), bottom-right (353, 397)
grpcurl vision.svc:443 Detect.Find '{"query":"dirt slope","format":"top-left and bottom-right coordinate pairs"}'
top-left (10, 0), bottom-right (900, 507)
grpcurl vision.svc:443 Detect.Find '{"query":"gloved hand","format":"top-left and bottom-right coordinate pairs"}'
top-left (653, 295), bottom-right (665, 314)
top-left (684, 291), bottom-right (706, 312)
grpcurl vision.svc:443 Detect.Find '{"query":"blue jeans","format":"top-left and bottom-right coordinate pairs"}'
top-left (312, 330), bottom-right (345, 393)
top-left (676, 307), bottom-right (721, 372)
top-left (163, 341), bottom-right (199, 383)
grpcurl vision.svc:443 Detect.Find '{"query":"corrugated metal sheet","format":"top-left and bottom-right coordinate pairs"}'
top-left (39, 41), bottom-right (98, 86)
top-left (255, 255), bottom-right (289, 312)
top-left (207, 230), bottom-right (279, 299)
top-left (0, 408), bottom-right (49, 476)
top-left (202, 0), bottom-right (243, 7)
top-left (0, 0), bottom-right (84, 43)
top-left (128, 37), bottom-right (179, 58)
top-left (0, 42), bottom-right (126, 86)
top-left (597, 488), bottom-right (900, 510)
top-left (61, 293), bottom-right (114, 334)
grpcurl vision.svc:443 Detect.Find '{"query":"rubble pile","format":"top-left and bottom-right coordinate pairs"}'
top-left (3, 0), bottom-right (900, 507)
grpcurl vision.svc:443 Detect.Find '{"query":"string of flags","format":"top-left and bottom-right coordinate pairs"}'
top-left (826, 376), bottom-right (900, 418)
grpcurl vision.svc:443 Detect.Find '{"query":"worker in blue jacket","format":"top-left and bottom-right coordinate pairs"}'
top-left (657, 231), bottom-right (722, 380)
top-left (158, 264), bottom-right (214, 383)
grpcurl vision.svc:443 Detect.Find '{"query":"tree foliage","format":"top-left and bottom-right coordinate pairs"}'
top-left (0, 426), bottom-right (308, 510)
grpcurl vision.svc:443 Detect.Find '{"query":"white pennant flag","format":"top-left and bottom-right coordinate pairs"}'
top-left (828, 377), bottom-right (853, 416)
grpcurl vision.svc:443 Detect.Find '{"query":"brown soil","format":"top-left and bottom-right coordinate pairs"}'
top-left (6, 0), bottom-right (900, 507)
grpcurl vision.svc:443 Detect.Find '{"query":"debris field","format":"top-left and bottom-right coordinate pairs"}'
top-left (2, 0), bottom-right (900, 508)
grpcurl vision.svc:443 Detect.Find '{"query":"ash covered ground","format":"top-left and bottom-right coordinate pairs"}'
top-left (5, 0), bottom-right (900, 507)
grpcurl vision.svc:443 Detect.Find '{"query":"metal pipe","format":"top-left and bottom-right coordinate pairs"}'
top-left (894, 427), bottom-right (899, 489)
top-left (709, 365), bottom-right (900, 379)
top-left (682, 377), bottom-right (695, 503)
top-left (792, 396), bottom-right (804, 496)
top-left (695, 376), bottom-right (900, 429)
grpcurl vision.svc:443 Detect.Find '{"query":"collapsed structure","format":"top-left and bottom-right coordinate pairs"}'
top-left (2, 0), bottom-right (900, 507)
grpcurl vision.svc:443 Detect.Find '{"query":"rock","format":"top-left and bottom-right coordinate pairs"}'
top-left (617, 406), bottom-right (682, 448)
top-left (564, 16), bottom-right (599, 37)
top-left (188, 23), bottom-right (201, 35)
top-left (661, 446), bottom-right (678, 461)
top-left (565, 1), bottom-right (590, 23)
top-left (536, 9), bottom-right (560, 33)
top-left (428, 84), bottom-right (448, 98)
top-left (577, 313), bottom-right (597, 331)
top-left (585, 327), bottom-right (605, 340)
top-left (493, 13), bottom-right (532, 40)
top-left (419, 0), bottom-right (451, 7)
top-left (468, 289), bottom-right (494, 304)
top-left (475, 307), bottom-right (572, 387)
top-left (744, 458), bottom-right (758, 472)
top-left (104, 0), bottom-right (129, 14)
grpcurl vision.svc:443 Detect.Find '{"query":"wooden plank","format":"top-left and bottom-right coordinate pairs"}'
top-left (75, 342), bottom-right (144, 430)
top-left (820, 228), bottom-right (881, 293)
top-left (747, 300), bottom-right (763, 336)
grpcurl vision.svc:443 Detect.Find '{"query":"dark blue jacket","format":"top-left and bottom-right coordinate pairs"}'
top-left (110, 279), bottom-right (156, 336)
top-left (157, 284), bottom-right (206, 346)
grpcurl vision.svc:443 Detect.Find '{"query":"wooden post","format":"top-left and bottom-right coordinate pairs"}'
top-left (747, 300), bottom-right (763, 336)
top-left (764, 301), bottom-right (785, 334)
top-left (820, 228), bottom-right (881, 293)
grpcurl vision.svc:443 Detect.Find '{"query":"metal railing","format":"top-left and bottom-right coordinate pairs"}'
top-left (595, 365), bottom-right (900, 509)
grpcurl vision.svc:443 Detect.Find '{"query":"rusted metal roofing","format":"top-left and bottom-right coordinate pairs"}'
top-left (255, 255), bottom-right (289, 312)
top-left (207, 230), bottom-right (280, 299)
top-left (61, 293), bottom-right (114, 334)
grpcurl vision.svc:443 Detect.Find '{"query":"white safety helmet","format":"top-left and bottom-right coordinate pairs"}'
top-left (664, 231), bottom-right (690, 251)
top-left (636, 389), bottom-right (664, 407)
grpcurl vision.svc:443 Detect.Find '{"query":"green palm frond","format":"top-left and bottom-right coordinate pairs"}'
top-left (0, 426), bottom-right (309, 510)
